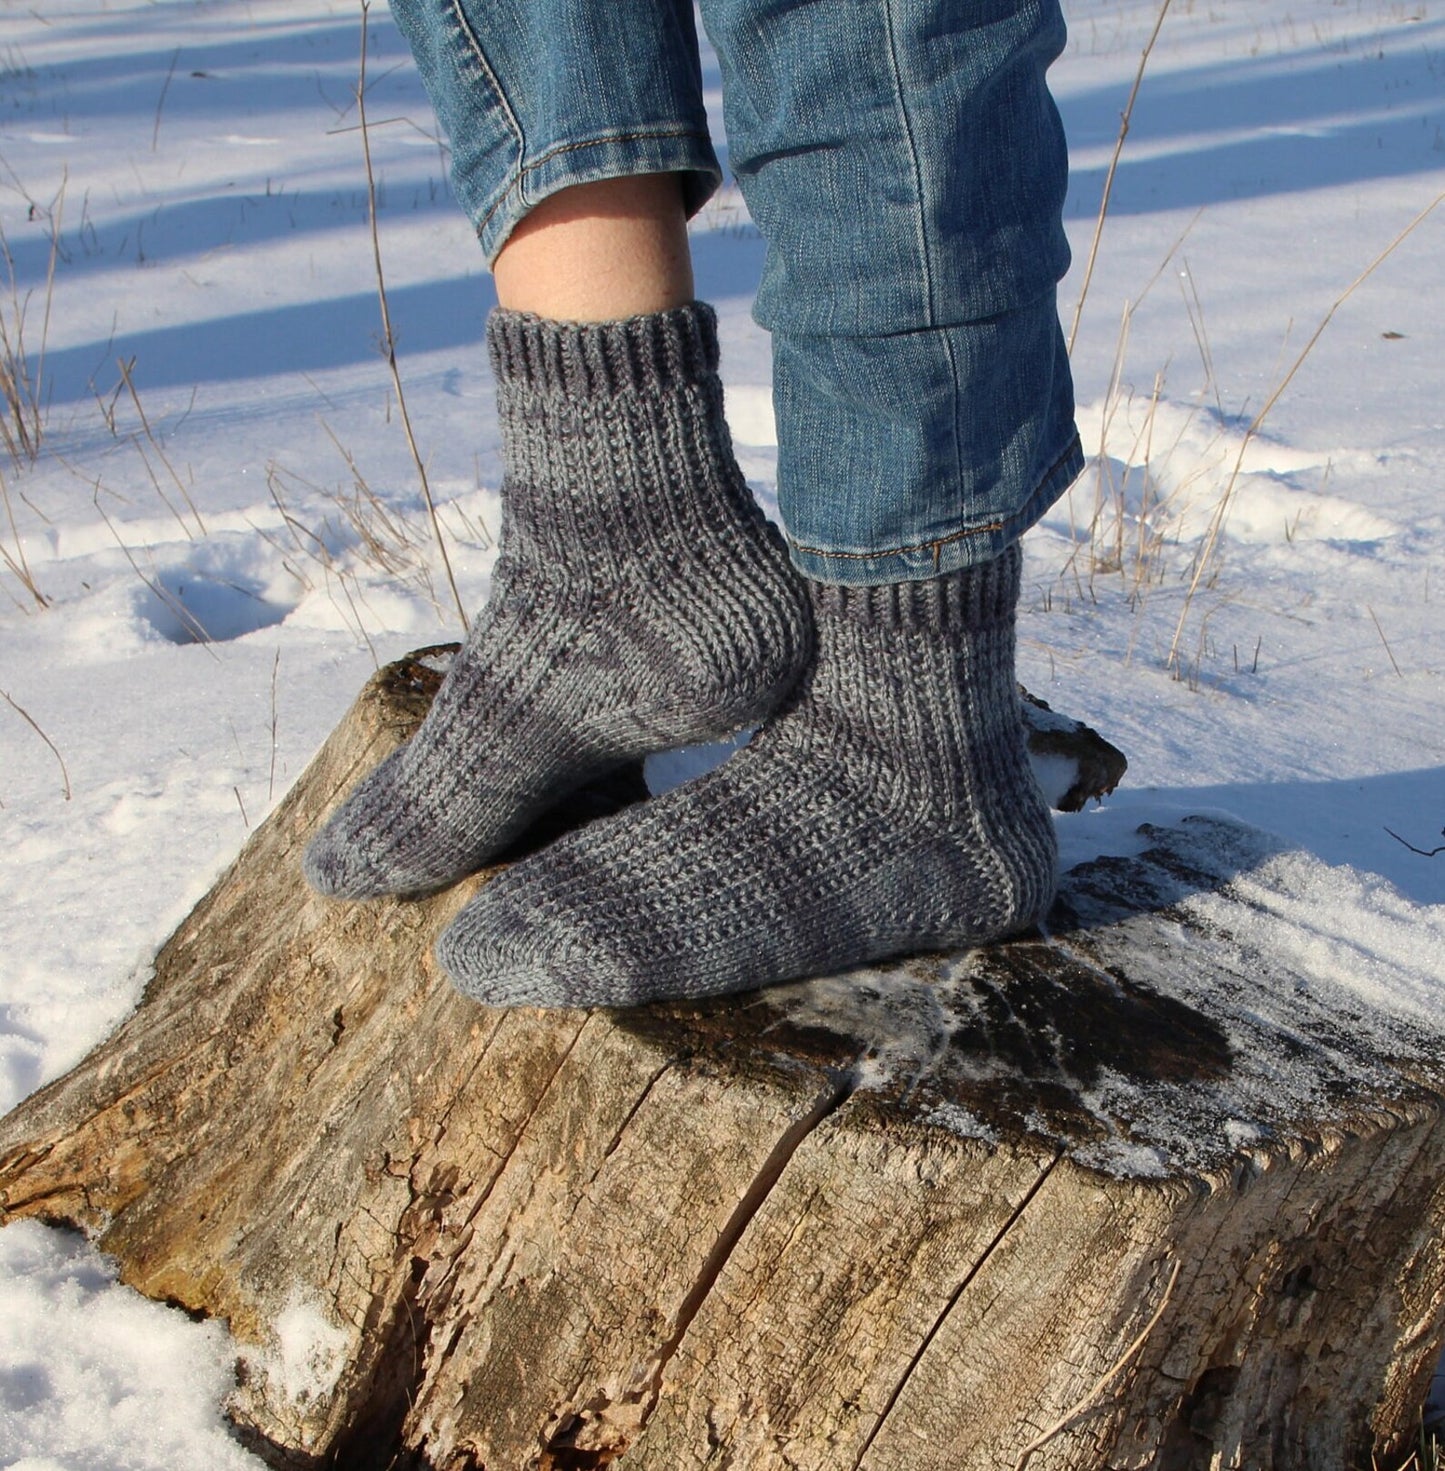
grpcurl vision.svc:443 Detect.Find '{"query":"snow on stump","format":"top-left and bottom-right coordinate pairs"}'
top-left (1, 647), bottom-right (1441, 1471)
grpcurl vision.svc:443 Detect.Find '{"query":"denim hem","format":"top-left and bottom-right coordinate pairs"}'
top-left (473, 129), bottom-right (722, 262)
top-left (786, 432), bottom-right (1084, 586)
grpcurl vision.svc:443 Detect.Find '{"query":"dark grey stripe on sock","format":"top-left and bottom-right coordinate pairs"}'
top-left (486, 302), bottom-right (720, 400)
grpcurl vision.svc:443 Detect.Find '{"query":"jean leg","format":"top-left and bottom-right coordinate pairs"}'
top-left (389, 0), bottom-right (724, 261)
top-left (698, 0), bottom-right (1083, 582)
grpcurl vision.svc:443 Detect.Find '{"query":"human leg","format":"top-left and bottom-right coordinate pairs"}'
top-left (305, 1), bottom-right (809, 900)
top-left (704, 0), bottom-right (1082, 581)
top-left (385, 0), bottom-right (721, 264)
top-left (493, 174), bottom-right (694, 321)
top-left (436, 0), bottom-right (1080, 1002)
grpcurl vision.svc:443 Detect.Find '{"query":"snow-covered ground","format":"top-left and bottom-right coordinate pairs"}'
top-left (0, 0), bottom-right (1441, 1463)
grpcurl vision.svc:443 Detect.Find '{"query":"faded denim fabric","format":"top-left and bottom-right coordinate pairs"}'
top-left (387, 0), bottom-right (1082, 583)
top-left (388, 0), bottom-right (722, 260)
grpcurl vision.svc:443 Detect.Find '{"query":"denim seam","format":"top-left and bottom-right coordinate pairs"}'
top-left (786, 433), bottom-right (1082, 564)
top-left (476, 126), bottom-right (716, 238)
top-left (882, 0), bottom-right (935, 327)
top-left (444, 0), bottom-right (523, 153)
top-left (941, 326), bottom-right (965, 525)
top-left (788, 520), bottom-right (1003, 563)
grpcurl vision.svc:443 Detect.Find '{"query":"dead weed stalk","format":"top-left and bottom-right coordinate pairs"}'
top-left (1067, 0), bottom-right (1175, 355)
top-left (118, 356), bottom-right (207, 539)
top-left (1, 461), bottom-right (47, 608)
top-left (0, 169), bottom-right (64, 467)
top-left (1376, 1418), bottom-right (1441, 1471)
top-left (1, 684), bottom-right (70, 799)
top-left (357, 0), bottom-right (467, 634)
top-left (92, 486), bottom-right (219, 653)
top-left (1165, 190), bottom-right (1445, 672)
top-left (1062, 215), bottom-right (1221, 604)
top-left (259, 447), bottom-right (468, 660)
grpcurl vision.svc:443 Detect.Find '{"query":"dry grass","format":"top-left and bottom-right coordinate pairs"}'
top-left (255, 440), bottom-right (485, 660)
top-left (1, 684), bottom-right (69, 799)
top-left (0, 461), bottom-right (48, 608)
top-left (1058, 0), bottom-right (1237, 671)
top-left (91, 488), bottom-right (218, 652)
top-left (356, 0), bottom-right (467, 634)
top-left (0, 170), bottom-right (63, 468)
top-left (1162, 191), bottom-right (1444, 672)
top-left (1065, 180), bottom-right (1443, 688)
top-left (1377, 1419), bottom-right (1442, 1471)
top-left (1059, 0), bottom-right (1443, 689)
top-left (1059, 208), bottom-right (1230, 620)
top-left (1064, 311), bottom-right (1222, 604)
top-left (117, 356), bottom-right (207, 539)
top-left (1066, 0), bottom-right (1175, 355)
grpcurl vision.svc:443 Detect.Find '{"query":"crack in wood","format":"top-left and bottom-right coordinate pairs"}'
top-left (540, 1072), bottom-right (856, 1469)
top-left (597, 1057), bottom-right (677, 1170)
top-left (424, 1007), bottom-right (511, 1153)
top-left (849, 1147), bottom-right (1066, 1471)
top-left (458, 1016), bottom-right (592, 1254)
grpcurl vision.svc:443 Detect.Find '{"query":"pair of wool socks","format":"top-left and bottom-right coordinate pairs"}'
top-left (304, 302), bottom-right (1057, 1006)
top-left (441, 541), bottom-right (1056, 1007)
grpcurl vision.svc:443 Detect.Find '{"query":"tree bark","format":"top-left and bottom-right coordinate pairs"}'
top-left (0, 648), bottom-right (1440, 1471)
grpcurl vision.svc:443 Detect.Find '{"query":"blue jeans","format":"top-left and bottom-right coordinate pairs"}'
top-left (388, 0), bottom-right (1082, 584)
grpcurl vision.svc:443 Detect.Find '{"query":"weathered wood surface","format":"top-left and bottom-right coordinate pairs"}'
top-left (1, 648), bottom-right (1442, 1471)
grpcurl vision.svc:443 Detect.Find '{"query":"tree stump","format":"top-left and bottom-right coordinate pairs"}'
top-left (1, 649), bottom-right (1442, 1471)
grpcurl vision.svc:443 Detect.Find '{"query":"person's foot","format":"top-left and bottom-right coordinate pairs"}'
top-left (437, 544), bottom-right (1057, 1007)
top-left (304, 304), bottom-right (811, 900)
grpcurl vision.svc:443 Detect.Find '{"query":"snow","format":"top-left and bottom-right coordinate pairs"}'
top-left (0, 1222), bottom-right (260, 1470)
top-left (770, 819), bottom-right (1445, 1179)
top-left (249, 1293), bottom-right (351, 1410)
top-left (0, 0), bottom-right (1442, 1460)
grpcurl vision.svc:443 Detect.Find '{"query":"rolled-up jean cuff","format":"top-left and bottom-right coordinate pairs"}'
top-left (786, 431), bottom-right (1084, 586)
top-left (472, 131), bottom-right (722, 263)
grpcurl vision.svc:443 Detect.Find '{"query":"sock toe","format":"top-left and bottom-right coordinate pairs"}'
top-left (436, 870), bottom-right (603, 1008)
top-left (300, 830), bottom-right (360, 899)
top-left (303, 752), bottom-right (426, 899)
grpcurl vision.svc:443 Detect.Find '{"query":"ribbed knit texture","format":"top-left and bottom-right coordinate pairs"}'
top-left (436, 543), bottom-right (1057, 1007)
top-left (304, 303), bottom-right (811, 900)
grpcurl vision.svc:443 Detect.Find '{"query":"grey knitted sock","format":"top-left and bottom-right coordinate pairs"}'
top-left (304, 303), bottom-right (811, 900)
top-left (436, 543), bottom-right (1057, 1007)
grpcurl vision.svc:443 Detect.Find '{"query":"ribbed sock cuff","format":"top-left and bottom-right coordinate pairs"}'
top-left (813, 542), bottom-right (1022, 633)
top-left (486, 302), bottom-right (720, 400)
